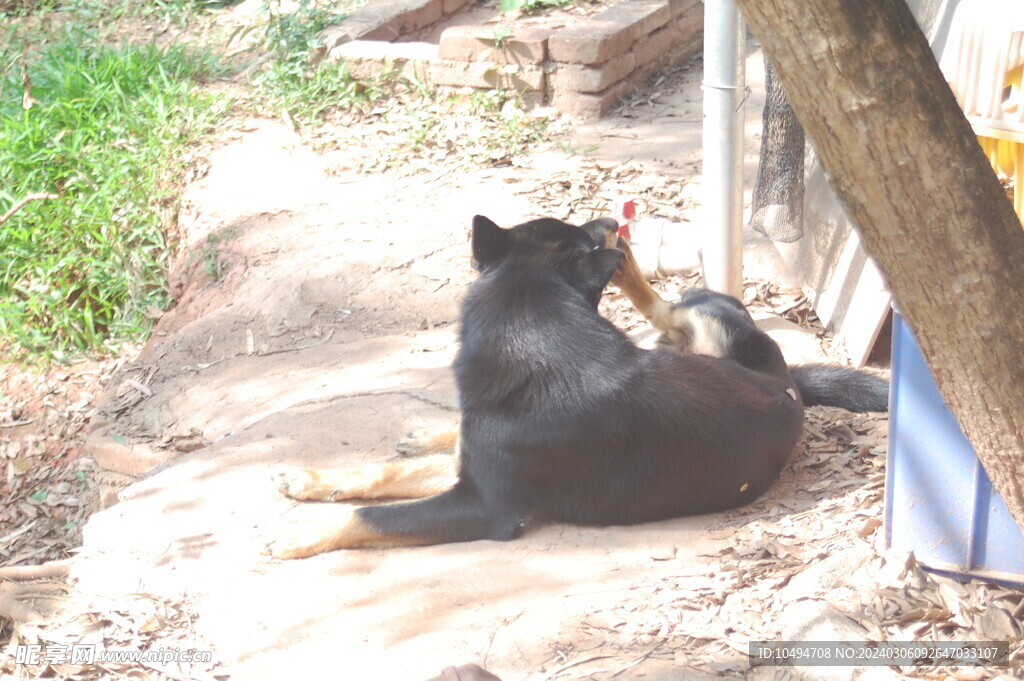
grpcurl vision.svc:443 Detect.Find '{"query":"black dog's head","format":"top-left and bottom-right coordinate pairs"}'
top-left (471, 215), bottom-right (623, 308)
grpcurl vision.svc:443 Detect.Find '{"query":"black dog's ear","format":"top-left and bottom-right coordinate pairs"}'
top-left (579, 217), bottom-right (620, 249)
top-left (583, 248), bottom-right (623, 292)
top-left (471, 215), bottom-right (510, 270)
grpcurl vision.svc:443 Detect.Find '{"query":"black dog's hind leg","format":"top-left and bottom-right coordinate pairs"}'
top-left (266, 483), bottom-right (524, 558)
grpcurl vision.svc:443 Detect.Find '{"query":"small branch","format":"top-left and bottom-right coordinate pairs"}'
top-left (0, 559), bottom-right (71, 582)
top-left (0, 192), bottom-right (59, 225)
top-left (0, 53), bottom-right (21, 104)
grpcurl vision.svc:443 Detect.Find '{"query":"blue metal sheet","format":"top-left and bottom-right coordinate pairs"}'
top-left (885, 314), bottom-right (1024, 584)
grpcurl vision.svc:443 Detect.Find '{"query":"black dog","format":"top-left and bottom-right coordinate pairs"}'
top-left (267, 216), bottom-right (809, 558)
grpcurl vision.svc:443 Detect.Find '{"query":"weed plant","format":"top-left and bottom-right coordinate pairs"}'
top-left (252, 0), bottom-right (380, 123)
top-left (2, 0), bottom-right (239, 26)
top-left (498, 0), bottom-right (574, 14)
top-left (1, 0), bottom-right (555, 361)
top-left (0, 33), bottom-right (227, 358)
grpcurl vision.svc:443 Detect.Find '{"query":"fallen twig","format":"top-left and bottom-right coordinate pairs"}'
top-left (0, 520), bottom-right (38, 548)
top-left (544, 654), bottom-right (615, 679)
top-left (610, 643), bottom-right (663, 677)
top-left (0, 559), bottom-right (71, 582)
top-left (0, 52), bottom-right (20, 103)
top-left (0, 192), bottom-right (59, 225)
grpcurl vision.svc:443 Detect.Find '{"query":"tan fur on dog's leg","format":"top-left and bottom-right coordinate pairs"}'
top-left (277, 453), bottom-right (458, 501)
top-left (609, 236), bottom-right (677, 332)
top-left (265, 506), bottom-right (430, 559)
top-left (396, 426), bottom-right (459, 456)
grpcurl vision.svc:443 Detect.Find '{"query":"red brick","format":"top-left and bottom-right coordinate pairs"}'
top-left (675, 0), bottom-right (708, 42)
top-left (517, 89), bottom-right (547, 109)
top-left (328, 40), bottom-right (437, 79)
top-left (87, 431), bottom-right (177, 477)
top-left (614, 0), bottom-right (671, 39)
top-left (636, 6), bottom-right (703, 72)
top-left (602, 0), bottom-right (672, 40)
top-left (493, 29), bottom-right (551, 65)
top-left (438, 25), bottom-right (548, 65)
top-left (549, 50), bottom-right (635, 94)
top-left (436, 26), bottom-right (473, 61)
top-left (361, 18), bottom-right (402, 41)
top-left (318, 0), bottom-right (447, 43)
top-left (548, 24), bottom-right (633, 65)
top-left (549, 0), bottom-right (675, 65)
top-left (673, 3), bottom-right (704, 53)
top-left (633, 22), bottom-right (678, 68)
top-left (634, 2), bottom-right (703, 66)
top-left (319, 26), bottom-right (355, 51)
top-left (549, 1), bottom-right (704, 120)
top-left (668, 0), bottom-right (701, 19)
top-left (550, 79), bottom-right (633, 120)
top-left (429, 59), bottom-right (546, 91)
top-left (442, 0), bottom-right (473, 14)
top-left (398, 0), bottom-right (444, 34)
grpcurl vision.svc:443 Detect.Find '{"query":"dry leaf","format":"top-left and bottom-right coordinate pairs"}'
top-left (976, 606), bottom-right (1020, 639)
top-left (856, 517), bottom-right (882, 538)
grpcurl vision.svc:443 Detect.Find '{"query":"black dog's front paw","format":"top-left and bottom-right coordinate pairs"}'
top-left (276, 468), bottom-right (335, 501)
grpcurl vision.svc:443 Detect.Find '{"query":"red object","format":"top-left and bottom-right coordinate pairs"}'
top-left (617, 199), bottom-right (636, 241)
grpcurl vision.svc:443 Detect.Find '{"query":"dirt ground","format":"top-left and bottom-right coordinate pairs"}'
top-left (4, 34), bottom-right (1022, 681)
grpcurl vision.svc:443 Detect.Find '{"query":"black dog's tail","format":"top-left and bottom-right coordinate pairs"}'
top-left (790, 364), bottom-right (889, 412)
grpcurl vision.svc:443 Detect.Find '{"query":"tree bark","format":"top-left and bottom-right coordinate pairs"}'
top-left (734, 0), bottom-right (1024, 529)
top-left (750, 58), bottom-right (805, 243)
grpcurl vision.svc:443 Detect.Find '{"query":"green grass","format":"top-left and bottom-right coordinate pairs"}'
top-left (0, 0), bottom-right (554, 360)
top-left (1, 0), bottom-right (239, 26)
top-left (252, 0), bottom-right (385, 124)
top-left (258, 58), bottom-right (388, 123)
top-left (0, 33), bottom-right (228, 359)
top-left (498, 0), bottom-right (574, 14)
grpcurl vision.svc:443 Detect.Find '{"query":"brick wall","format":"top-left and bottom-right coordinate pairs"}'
top-left (324, 0), bottom-right (705, 120)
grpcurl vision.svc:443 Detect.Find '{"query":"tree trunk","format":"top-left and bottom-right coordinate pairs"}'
top-left (734, 0), bottom-right (1024, 529)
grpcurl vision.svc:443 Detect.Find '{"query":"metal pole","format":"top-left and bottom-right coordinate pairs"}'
top-left (702, 0), bottom-right (746, 298)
